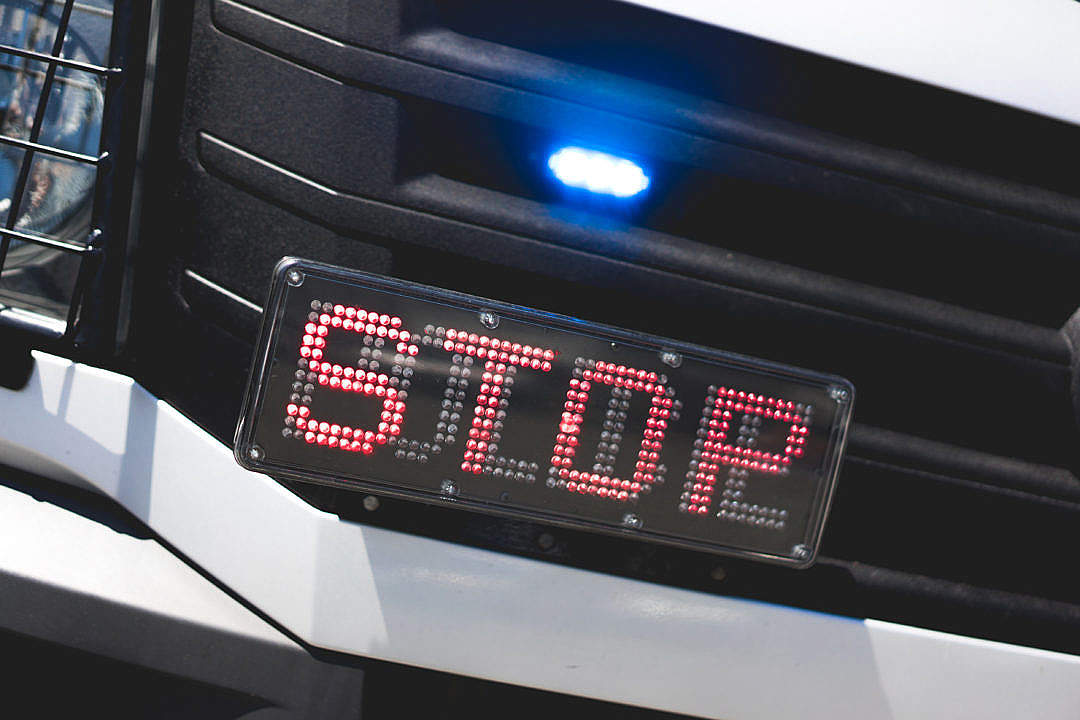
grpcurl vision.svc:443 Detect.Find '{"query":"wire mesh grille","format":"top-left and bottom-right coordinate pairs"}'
top-left (0, 0), bottom-right (124, 339)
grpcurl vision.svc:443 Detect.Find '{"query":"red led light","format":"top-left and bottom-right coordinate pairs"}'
top-left (701, 386), bottom-right (812, 474)
top-left (439, 327), bottom-right (557, 483)
top-left (680, 385), bottom-right (806, 528)
top-left (282, 299), bottom-right (419, 454)
top-left (547, 357), bottom-right (680, 503)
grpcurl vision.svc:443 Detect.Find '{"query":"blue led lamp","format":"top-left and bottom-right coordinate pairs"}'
top-left (547, 146), bottom-right (650, 199)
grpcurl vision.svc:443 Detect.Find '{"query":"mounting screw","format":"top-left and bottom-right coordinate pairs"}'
top-left (286, 269), bottom-right (304, 286)
top-left (440, 479), bottom-right (459, 496)
top-left (537, 532), bottom-right (556, 551)
top-left (622, 513), bottom-right (642, 529)
top-left (659, 350), bottom-right (683, 368)
top-left (828, 386), bottom-right (849, 403)
top-left (710, 566), bottom-right (727, 582)
top-left (362, 495), bottom-right (380, 512)
top-left (247, 445), bottom-right (264, 462)
top-left (791, 544), bottom-right (811, 561)
top-left (478, 310), bottom-right (499, 330)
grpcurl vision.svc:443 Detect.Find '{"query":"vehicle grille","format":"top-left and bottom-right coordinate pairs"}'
top-left (138, 0), bottom-right (1080, 654)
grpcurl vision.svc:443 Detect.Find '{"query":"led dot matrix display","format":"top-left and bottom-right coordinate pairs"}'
top-left (238, 259), bottom-right (854, 567)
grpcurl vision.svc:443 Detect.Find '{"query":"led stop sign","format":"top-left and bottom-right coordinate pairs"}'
top-left (236, 259), bottom-right (854, 567)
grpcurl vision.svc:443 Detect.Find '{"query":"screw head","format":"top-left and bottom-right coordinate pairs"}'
top-left (791, 544), bottom-right (811, 561)
top-left (478, 310), bottom-right (499, 330)
top-left (362, 495), bottom-right (380, 512)
top-left (247, 445), bottom-right (264, 462)
top-left (286, 269), bottom-right (304, 286)
top-left (828, 386), bottom-right (850, 403)
top-left (659, 350), bottom-right (683, 368)
top-left (537, 532), bottom-right (556, 551)
top-left (622, 513), bottom-right (643, 529)
top-left (440, 479), bottom-right (459, 496)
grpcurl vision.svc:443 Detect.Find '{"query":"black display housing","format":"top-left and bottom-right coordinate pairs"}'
top-left (236, 258), bottom-right (854, 566)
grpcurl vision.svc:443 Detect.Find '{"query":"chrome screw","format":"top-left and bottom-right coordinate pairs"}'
top-left (828, 386), bottom-right (850, 403)
top-left (622, 513), bottom-right (643, 529)
top-left (248, 445), bottom-right (264, 462)
top-left (440, 479), bottom-right (459, 496)
top-left (660, 350), bottom-right (683, 368)
top-left (791, 544), bottom-right (811, 561)
top-left (478, 310), bottom-right (499, 330)
top-left (362, 495), bottom-right (380, 512)
top-left (286, 269), bottom-right (304, 286)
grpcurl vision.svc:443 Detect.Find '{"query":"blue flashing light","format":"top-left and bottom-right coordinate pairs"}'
top-left (547, 146), bottom-right (650, 198)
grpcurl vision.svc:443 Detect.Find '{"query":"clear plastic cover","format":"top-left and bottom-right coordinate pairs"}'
top-left (235, 258), bottom-right (855, 567)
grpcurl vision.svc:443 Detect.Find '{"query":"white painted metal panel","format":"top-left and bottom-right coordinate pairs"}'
top-left (621, 0), bottom-right (1080, 127)
top-left (0, 480), bottom-right (289, 648)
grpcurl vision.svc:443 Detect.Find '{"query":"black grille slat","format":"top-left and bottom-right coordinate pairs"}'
top-left (213, 0), bottom-right (1080, 336)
